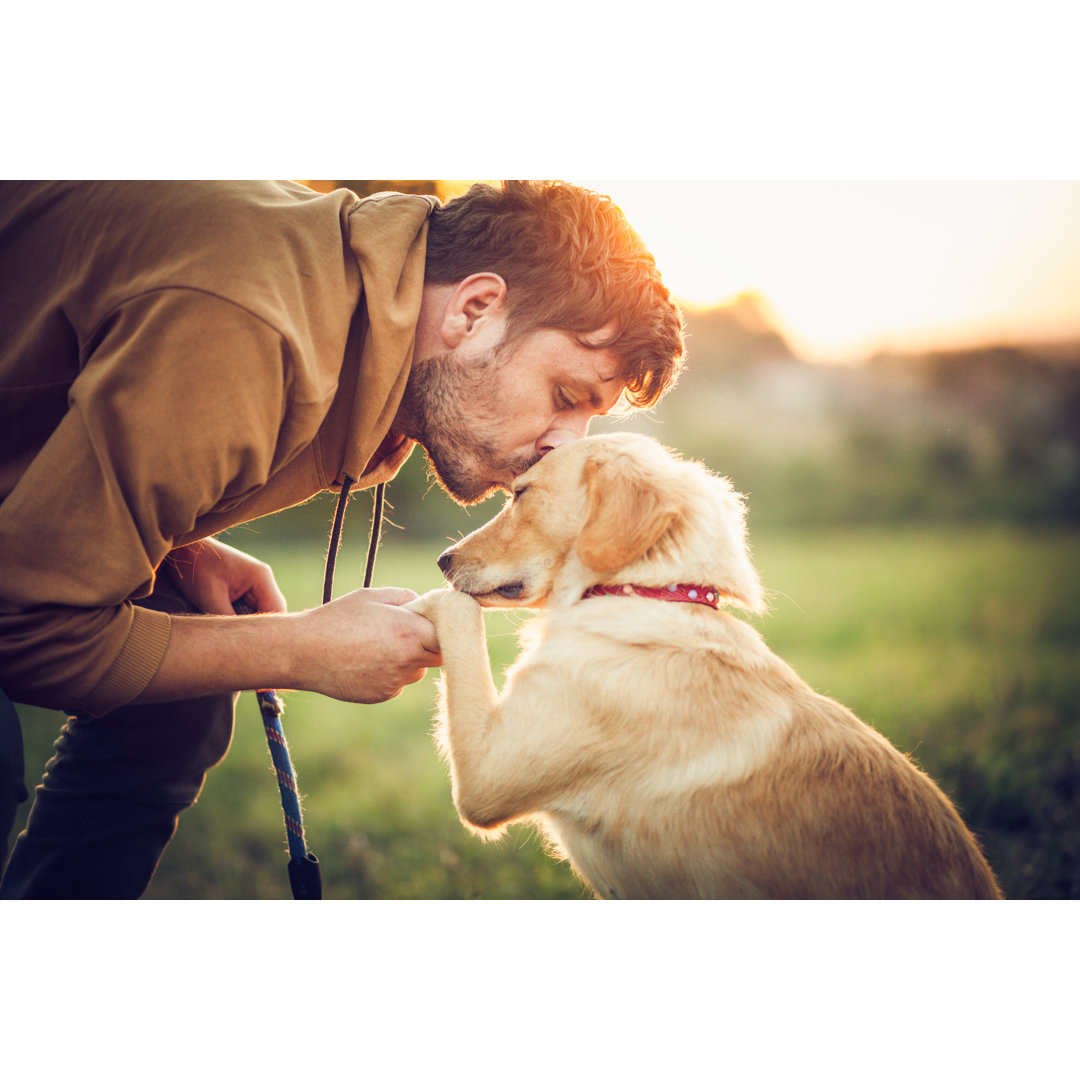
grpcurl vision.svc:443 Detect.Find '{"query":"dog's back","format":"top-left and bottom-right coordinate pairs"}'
top-left (526, 603), bottom-right (1002, 900)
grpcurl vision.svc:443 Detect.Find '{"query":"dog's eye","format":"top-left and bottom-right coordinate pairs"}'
top-left (512, 485), bottom-right (529, 502)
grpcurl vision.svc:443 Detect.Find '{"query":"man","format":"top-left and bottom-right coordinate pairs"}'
top-left (0, 180), bottom-right (684, 898)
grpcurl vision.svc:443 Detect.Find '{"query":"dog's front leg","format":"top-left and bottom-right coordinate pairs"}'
top-left (405, 589), bottom-right (515, 829)
top-left (406, 587), bottom-right (497, 716)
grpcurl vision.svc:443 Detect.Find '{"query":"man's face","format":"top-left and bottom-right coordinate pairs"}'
top-left (401, 323), bottom-right (625, 505)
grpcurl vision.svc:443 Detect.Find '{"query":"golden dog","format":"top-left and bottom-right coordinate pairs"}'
top-left (407, 432), bottom-right (1001, 899)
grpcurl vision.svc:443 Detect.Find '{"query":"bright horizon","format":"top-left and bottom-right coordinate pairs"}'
top-left (571, 180), bottom-right (1080, 363)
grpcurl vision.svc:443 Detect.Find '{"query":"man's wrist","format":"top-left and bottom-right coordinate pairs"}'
top-left (135, 609), bottom-right (301, 703)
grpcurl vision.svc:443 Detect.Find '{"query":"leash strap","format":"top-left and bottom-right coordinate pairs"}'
top-left (238, 479), bottom-right (387, 899)
top-left (234, 599), bottom-right (321, 899)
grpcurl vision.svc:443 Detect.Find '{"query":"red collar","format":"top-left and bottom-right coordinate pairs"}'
top-left (581, 583), bottom-right (728, 609)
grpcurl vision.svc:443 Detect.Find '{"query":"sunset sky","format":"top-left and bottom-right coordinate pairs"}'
top-left (569, 180), bottom-right (1080, 363)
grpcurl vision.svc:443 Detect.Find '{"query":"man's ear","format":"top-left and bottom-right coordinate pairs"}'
top-left (576, 451), bottom-right (681, 575)
top-left (440, 273), bottom-right (508, 347)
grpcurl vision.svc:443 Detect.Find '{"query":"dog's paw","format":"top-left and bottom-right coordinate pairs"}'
top-left (404, 588), bottom-right (482, 628)
top-left (403, 588), bottom-right (448, 620)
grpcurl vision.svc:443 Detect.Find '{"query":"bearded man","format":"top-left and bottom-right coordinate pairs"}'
top-left (0, 180), bottom-right (684, 898)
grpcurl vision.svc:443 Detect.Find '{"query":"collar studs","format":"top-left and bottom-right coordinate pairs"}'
top-left (582, 583), bottom-right (728, 610)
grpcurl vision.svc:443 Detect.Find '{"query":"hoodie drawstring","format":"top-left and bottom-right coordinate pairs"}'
top-left (323, 479), bottom-right (387, 603)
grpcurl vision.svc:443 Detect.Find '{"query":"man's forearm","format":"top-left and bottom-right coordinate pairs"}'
top-left (133, 589), bottom-right (441, 707)
top-left (134, 611), bottom-right (298, 703)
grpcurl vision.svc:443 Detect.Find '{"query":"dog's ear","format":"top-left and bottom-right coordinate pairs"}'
top-left (576, 450), bottom-right (681, 574)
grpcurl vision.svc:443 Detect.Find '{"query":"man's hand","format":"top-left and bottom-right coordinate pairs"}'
top-left (136, 575), bottom-right (442, 708)
top-left (165, 537), bottom-right (287, 616)
top-left (291, 588), bottom-right (443, 704)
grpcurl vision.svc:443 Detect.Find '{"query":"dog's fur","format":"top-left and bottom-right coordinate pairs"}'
top-left (407, 433), bottom-right (1002, 899)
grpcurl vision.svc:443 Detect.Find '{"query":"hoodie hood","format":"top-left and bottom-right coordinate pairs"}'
top-left (332, 191), bottom-right (439, 485)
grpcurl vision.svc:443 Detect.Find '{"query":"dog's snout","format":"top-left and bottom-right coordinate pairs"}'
top-left (437, 549), bottom-right (454, 576)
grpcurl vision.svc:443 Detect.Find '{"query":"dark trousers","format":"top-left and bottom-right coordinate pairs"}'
top-left (0, 578), bottom-right (236, 899)
top-left (0, 689), bottom-right (28, 864)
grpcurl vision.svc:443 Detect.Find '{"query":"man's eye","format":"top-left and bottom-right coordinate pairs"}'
top-left (556, 388), bottom-right (574, 409)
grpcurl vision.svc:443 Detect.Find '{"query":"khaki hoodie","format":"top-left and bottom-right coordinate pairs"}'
top-left (0, 181), bottom-right (437, 714)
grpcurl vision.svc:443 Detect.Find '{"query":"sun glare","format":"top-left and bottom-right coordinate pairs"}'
top-left (574, 180), bottom-right (1080, 362)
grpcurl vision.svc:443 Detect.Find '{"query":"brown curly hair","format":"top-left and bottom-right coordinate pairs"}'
top-left (424, 181), bottom-right (685, 410)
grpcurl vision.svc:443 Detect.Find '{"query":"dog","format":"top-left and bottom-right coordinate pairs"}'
top-left (407, 432), bottom-right (1002, 899)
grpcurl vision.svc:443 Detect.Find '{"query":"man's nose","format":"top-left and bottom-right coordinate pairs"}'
top-left (536, 416), bottom-right (590, 457)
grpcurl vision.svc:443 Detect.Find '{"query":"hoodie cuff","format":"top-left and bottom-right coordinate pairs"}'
top-left (82, 605), bottom-right (173, 717)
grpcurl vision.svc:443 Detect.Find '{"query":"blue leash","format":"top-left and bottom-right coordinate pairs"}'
top-left (233, 478), bottom-right (385, 900)
top-left (233, 599), bottom-right (321, 900)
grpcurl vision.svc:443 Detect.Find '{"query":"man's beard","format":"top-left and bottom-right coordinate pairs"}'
top-left (399, 346), bottom-right (540, 505)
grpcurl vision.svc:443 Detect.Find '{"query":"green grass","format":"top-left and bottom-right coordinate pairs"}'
top-left (8, 523), bottom-right (1079, 899)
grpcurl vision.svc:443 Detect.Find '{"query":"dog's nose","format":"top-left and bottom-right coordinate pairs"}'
top-left (437, 550), bottom-right (454, 575)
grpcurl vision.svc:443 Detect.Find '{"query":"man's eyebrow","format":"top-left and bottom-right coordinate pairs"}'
top-left (585, 377), bottom-right (623, 412)
top-left (566, 357), bottom-right (623, 411)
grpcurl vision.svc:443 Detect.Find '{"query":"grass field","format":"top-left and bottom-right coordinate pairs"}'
top-left (8, 522), bottom-right (1079, 900)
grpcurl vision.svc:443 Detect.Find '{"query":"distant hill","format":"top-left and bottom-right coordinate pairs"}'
top-left (609, 296), bottom-right (1080, 527)
top-left (680, 292), bottom-right (800, 375)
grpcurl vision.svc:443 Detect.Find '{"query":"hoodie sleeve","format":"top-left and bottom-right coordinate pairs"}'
top-left (0, 287), bottom-right (301, 715)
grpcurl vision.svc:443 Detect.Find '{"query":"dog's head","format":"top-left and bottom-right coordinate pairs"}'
top-left (436, 432), bottom-right (765, 613)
